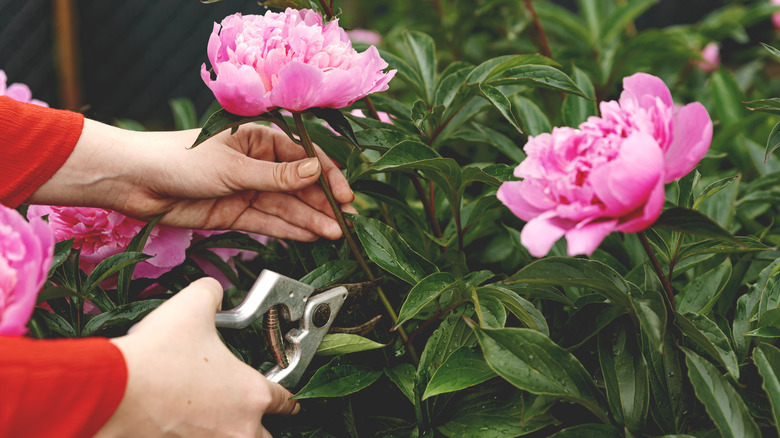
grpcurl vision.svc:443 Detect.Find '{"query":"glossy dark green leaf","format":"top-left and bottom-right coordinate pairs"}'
top-left (423, 346), bottom-right (496, 399)
top-left (560, 303), bottom-right (628, 349)
top-left (48, 238), bottom-right (74, 277)
top-left (598, 318), bottom-right (649, 432)
top-left (309, 107), bottom-right (360, 149)
top-left (692, 175), bottom-right (740, 209)
top-left (293, 356), bottom-right (382, 399)
top-left (478, 284), bottom-right (548, 335)
top-left (710, 69), bottom-right (745, 126)
top-left (396, 273), bottom-right (457, 326)
top-left (349, 214), bottom-right (437, 285)
top-left (32, 307), bottom-right (77, 337)
top-left (548, 424), bottom-right (622, 438)
top-left (299, 260), bottom-right (358, 289)
top-left (487, 65), bottom-right (586, 98)
top-left (734, 258), bottom-right (780, 359)
top-left (401, 30), bottom-right (437, 104)
top-left (36, 286), bottom-right (78, 304)
top-left (474, 293), bottom-right (506, 329)
top-left (434, 61), bottom-right (474, 107)
top-left (766, 121), bottom-right (780, 164)
top-left (315, 334), bottom-right (385, 356)
top-left (512, 96), bottom-right (552, 137)
top-left (676, 259), bottom-right (731, 314)
top-left (385, 363), bottom-right (416, 404)
top-left (354, 128), bottom-right (410, 150)
top-left (82, 252), bottom-right (151, 300)
top-left (169, 98), bottom-right (198, 130)
top-left (437, 388), bottom-right (557, 437)
top-left (117, 215), bottom-right (162, 306)
top-left (645, 328), bottom-right (689, 433)
top-left (190, 108), bottom-right (281, 148)
top-left (653, 207), bottom-right (743, 246)
top-left (754, 343), bottom-right (780, 436)
top-left (479, 83), bottom-right (522, 134)
top-left (189, 232), bottom-right (272, 254)
top-left (472, 325), bottom-right (609, 423)
top-left (411, 99), bottom-right (428, 133)
top-left (82, 299), bottom-right (164, 336)
top-left (417, 308), bottom-right (476, 382)
top-left (506, 257), bottom-right (633, 309)
top-left (683, 348), bottom-right (761, 438)
top-left (676, 313), bottom-right (739, 379)
top-left (598, 0), bottom-right (658, 42)
top-left (632, 287), bottom-right (667, 350)
top-left (562, 66), bottom-right (597, 127)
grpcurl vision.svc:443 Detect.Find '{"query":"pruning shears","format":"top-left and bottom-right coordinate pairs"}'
top-left (215, 270), bottom-right (349, 388)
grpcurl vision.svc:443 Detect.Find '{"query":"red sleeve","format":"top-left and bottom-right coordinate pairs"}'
top-left (0, 96), bottom-right (84, 208)
top-left (0, 336), bottom-right (127, 437)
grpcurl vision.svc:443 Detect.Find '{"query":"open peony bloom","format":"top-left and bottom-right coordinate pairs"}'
top-left (497, 73), bottom-right (712, 258)
top-left (0, 204), bottom-right (54, 335)
top-left (0, 69), bottom-right (47, 107)
top-left (201, 8), bottom-right (396, 116)
top-left (27, 206), bottom-right (193, 279)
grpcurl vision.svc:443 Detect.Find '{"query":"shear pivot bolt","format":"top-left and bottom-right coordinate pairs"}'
top-left (313, 304), bottom-right (331, 328)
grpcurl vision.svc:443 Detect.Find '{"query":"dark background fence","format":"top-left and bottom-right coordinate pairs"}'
top-left (0, 0), bottom-right (723, 127)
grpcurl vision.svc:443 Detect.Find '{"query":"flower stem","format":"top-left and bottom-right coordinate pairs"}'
top-left (638, 231), bottom-right (676, 312)
top-left (317, 0), bottom-right (334, 19)
top-left (523, 0), bottom-right (552, 59)
top-left (293, 113), bottom-right (418, 364)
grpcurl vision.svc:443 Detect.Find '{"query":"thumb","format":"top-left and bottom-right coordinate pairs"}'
top-left (246, 157), bottom-right (322, 192)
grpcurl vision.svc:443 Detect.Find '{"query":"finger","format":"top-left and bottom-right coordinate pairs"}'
top-left (262, 381), bottom-right (299, 416)
top-left (132, 277), bottom-right (224, 332)
top-left (248, 193), bottom-right (343, 239)
top-left (229, 206), bottom-right (328, 241)
top-left (257, 426), bottom-right (272, 438)
top-left (324, 161), bottom-right (354, 205)
top-left (294, 185), bottom-right (356, 223)
top-left (230, 158), bottom-right (322, 193)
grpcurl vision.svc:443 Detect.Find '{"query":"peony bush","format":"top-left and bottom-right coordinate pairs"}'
top-left (17, 1), bottom-right (780, 437)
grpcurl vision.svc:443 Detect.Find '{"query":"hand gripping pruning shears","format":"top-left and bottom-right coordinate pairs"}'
top-left (214, 270), bottom-right (349, 388)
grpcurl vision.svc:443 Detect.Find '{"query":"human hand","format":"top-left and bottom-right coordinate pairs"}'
top-left (28, 119), bottom-right (356, 241)
top-left (96, 277), bottom-right (298, 438)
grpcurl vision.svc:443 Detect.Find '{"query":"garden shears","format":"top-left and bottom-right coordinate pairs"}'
top-left (215, 270), bottom-right (349, 388)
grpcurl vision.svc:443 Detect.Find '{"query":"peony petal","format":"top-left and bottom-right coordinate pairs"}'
top-left (520, 213), bottom-right (569, 258)
top-left (620, 72), bottom-right (673, 110)
top-left (663, 102), bottom-right (712, 182)
top-left (270, 61), bottom-right (325, 111)
top-left (202, 63), bottom-right (271, 116)
top-left (497, 180), bottom-right (556, 222)
top-left (565, 219), bottom-right (618, 256)
top-left (616, 179), bottom-right (666, 233)
top-left (590, 132), bottom-right (665, 217)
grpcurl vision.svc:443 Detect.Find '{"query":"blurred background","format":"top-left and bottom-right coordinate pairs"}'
top-left (0, 0), bottom-right (761, 127)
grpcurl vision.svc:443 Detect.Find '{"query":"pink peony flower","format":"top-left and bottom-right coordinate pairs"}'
top-left (201, 8), bottom-right (396, 116)
top-left (0, 70), bottom-right (48, 107)
top-left (773, 0), bottom-right (780, 30)
top-left (697, 42), bottom-right (720, 73)
top-left (27, 206), bottom-right (193, 279)
top-left (0, 204), bottom-right (54, 335)
top-left (497, 73), bottom-right (712, 258)
top-left (347, 29), bottom-right (382, 46)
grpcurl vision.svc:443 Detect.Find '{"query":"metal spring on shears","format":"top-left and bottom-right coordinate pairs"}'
top-left (263, 306), bottom-right (289, 368)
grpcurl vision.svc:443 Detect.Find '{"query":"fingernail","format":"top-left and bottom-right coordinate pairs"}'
top-left (297, 158), bottom-right (320, 178)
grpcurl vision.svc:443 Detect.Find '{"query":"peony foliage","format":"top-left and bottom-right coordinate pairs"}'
top-left (16, 1), bottom-right (780, 437)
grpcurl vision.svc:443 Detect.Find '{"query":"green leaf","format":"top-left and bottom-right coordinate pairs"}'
top-left (315, 334), bottom-right (385, 356)
top-left (401, 30), bottom-right (437, 104)
top-left (471, 325), bottom-right (609, 423)
top-left (82, 299), bottom-right (164, 337)
top-left (309, 107), bottom-right (360, 149)
top-left (754, 343), bottom-right (780, 436)
top-left (293, 356), bottom-right (382, 399)
top-left (478, 284), bottom-right (549, 335)
top-left (676, 313), bottom-right (739, 379)
top-left (645, 328), bottom-right (689, 433)
top-left (744, 98), bottom-right (780, 115)
top-left (118, 216), bottom-right (163, 306)
top-left (562, 66), bottom-right (597, 127)
top-left (385, 363), bottom-right (416, 404)
top-left (653, 207), bottom-right (743, 246)
top-left (82, 252), bottom-right (151, 300)
top-left (487, 65), bottom-right (587, 98)
top-left (675, 259), bottom-right (731, 314)
top-left (683, 348), bottom-right (761, 438)
top-left (396, 273), bottom-right (457, 326)
top-left (191, 108), bottom-right (281, 148)
top-left (560, 303), bottom-right (629, 350)
top-left (598, 0), bottom-right (658, 43)
top-left (48, 238), bottom-right (74, 277)
top-left (349, 214), bottom-right (438, 285)
top-left (423, 346), bottom-right (497, 399)
top-left (298, 260), bottom-right (358, 289)
top-left (598, 318), bottom-right (649, 432)
top-left (437, 388), bottom-right (557, 438)
top-left (36, 286), bottom-right (78, 304)
top-left (632, 288), bottom-right (667, 351)
top-left (710, 69), bottom-right (745, 126)
top-left (479, 84), bottom-right (522, 134)
top-left (734, 258), bottom-right (780, 359)
top-left (512, 96), bottom-right (552, 137)
top-left (766, 121), bottom-right (780, 164)
top-left (417, 307), bottom-right (476, 382)
top-left (693, 175), bottom-right (740, 210)
top-left (548, 424), bottom-right (622, 438)
top-left (169, 98), bottom-right (198, 130)
top-left (762, 42), bottom-right (780, 59)
top-left (506, 257), bottom-right (634, 309)
top-left (31, 307), bottom-right (77, 337)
